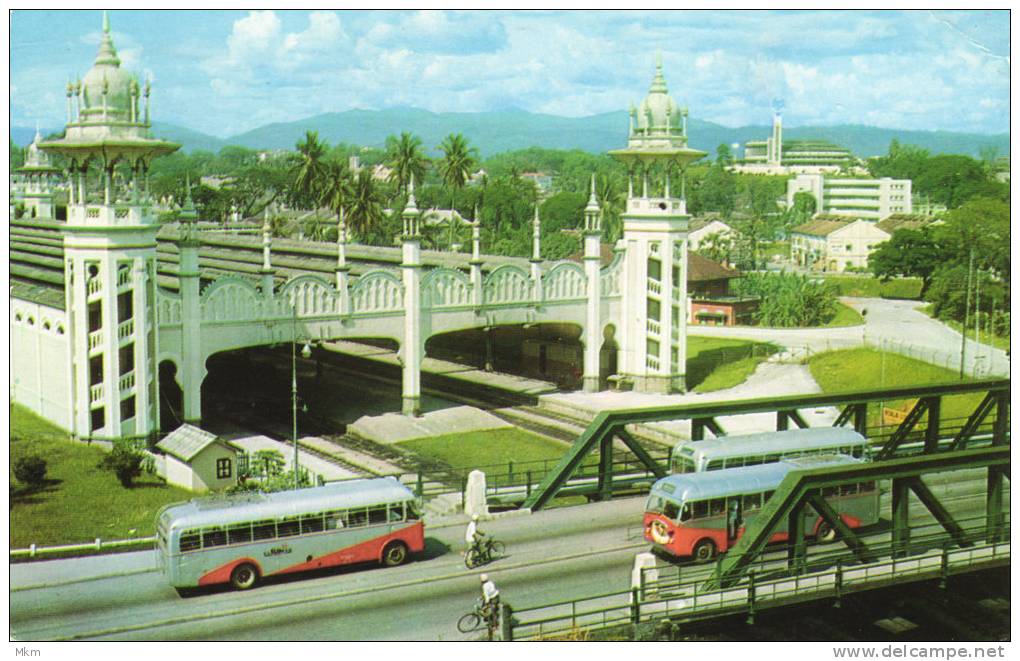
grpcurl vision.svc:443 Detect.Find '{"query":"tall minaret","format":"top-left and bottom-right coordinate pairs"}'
top-left (608, 57), bottom-right (705, 393)
top-left (581, 175), bottom-right (603, 392)
top-left (40, 11), bottom-right (180, 440)
top-left (767, 110), bottom-right (783, 166)
top-left (400, 177), bottom-right (422, 417)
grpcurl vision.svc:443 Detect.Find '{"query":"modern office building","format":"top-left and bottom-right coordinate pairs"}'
top-left (786, 173), bottom-right (912, 221)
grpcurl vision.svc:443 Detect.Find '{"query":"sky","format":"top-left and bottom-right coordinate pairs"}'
top-left (9, 8), bottom-right (1011, 138)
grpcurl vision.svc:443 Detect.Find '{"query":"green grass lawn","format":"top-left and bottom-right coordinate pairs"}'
top-left (824, 275), bottom-right (923, 300)
top-left (10, 405), bottom-right (191, 549)
top-left (687, 337), bottom-right (781, 393)
top-left (807, 348), bottom-right (983, 431)
top-left (397, 428), bottom-right (570, 473)
top-left (823, 302), bottom-right (865, 327)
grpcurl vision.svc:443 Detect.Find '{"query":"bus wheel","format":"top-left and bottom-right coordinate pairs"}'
top-left (693, 539), bottom-right (717, 563)
top-left (230, 563), bottom-right (259, 590)
top-left (382, 541), bottom-right (409, 567)
top-left (817, 522), bottom-right (838, 543)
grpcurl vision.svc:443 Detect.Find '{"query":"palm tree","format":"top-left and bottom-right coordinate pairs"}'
top-left (437, 133), bottom-right (478, 250)
top-left (345, 169), bottom-right (385, 242)
top-left (596, 172), bottom-right (626, 243)
top-left (318, 159), bottom-right (354, 239)
top-left (385, 132), bottom-right (429, 197)
top-left (292, 130), bottom-right (328, 205)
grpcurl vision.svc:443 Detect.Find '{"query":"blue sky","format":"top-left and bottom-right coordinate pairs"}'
top-left (10, 9), bottom-right (1011, 138)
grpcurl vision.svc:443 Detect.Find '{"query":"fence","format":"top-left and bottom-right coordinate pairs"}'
top-left (863, 337), bottom-right (1006, 379)
top-left (11, 536), bottom-right (156, 559)
top-left (510, 540), bottom-right (1010, 641)
top-left (509, 520), bottom-right (1010, 641)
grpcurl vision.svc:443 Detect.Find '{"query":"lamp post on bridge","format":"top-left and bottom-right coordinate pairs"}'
top-left (292, 305), bottom-right (312, 490)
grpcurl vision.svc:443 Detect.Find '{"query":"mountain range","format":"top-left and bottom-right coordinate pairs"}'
top-left (13, 108), bottom-right (1009, 160)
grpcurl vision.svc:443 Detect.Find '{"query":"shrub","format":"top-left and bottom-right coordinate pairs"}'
top-left (98, 446), bottom-right (145, 487)
top-left (734, 272), bottom-right (839, 327)
top-left (13, 455), bottom-right (48, 487)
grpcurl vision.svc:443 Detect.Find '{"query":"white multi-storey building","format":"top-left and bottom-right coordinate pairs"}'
top-left (787, 173), bottom-right (912, 221)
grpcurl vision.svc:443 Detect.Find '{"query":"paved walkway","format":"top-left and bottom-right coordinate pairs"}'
top-left (688, 297), bottom-right (1008, 378)
top-left (544, 359), bottom-right (837, 440)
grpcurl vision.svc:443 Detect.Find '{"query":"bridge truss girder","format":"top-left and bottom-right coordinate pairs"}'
top-left (706, 446), bottom-right (1010, 590)
top-left (520, 379), bottom-right (1008, 512)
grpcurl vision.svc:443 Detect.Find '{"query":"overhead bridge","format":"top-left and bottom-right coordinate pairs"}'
top-left (519, 378), bottom-right (1009, 511)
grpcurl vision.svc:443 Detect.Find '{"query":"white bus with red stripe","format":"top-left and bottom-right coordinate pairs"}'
top-left (156, 478), bottom-right (424, 590)
top-left (644, 455), bottom-right (879, 562)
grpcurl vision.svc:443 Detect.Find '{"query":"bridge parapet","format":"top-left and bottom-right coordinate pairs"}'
top-left (350, 270), bottom-right (404, 315)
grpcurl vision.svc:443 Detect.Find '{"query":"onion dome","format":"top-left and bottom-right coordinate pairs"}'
top-left (79, 11), bottom-right (138, 122)
top-left (635, 54), bottom-right (681, 135)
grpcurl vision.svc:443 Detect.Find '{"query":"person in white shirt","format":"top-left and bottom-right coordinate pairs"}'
top-left (465, 513), bottom-right (485, 553)
top-left (479, 573), bottom-right (500, 627)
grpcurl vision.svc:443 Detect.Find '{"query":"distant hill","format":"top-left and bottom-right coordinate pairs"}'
top-left (224, 108), bottom-right (1008, 160)
top-left (12, 109), bottom-right (1008, 160)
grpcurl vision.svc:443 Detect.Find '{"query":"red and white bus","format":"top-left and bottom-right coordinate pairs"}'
top-left (156, 478), bottom-right (424, 590)
top-left (644, 455), bottom-right (879, 562)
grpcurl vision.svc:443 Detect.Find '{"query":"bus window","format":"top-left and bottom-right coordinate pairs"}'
top-left (228, 522), bottom-right (253, 545)
top-left (252, 520), bottom-right (276, 540)
top-left (301, 513), bottom-right (325, 534)
top-left (859, 482), bottom-right (876, 493)
top-left (388, 503), bottom-right (405, 522)
top-left (822, 485), bottom-right (838, 497)
top-left (368, 505), bottom-right (388, 525)
top-left (347, 508), bottom-right (368, 528)
top-left (405, 501), bottom-right (421, 521)
top-left (763, 491), bottom-right (775, 503)
top-left (765, 454), bottom-right (780, 463)
top-left (325, 511), bottom-right (346, 529)
top-left (202, 527), bottom-right (227, 548)
top-left (744, 456), bottom-right (764, 466)
top-left (277, 517), bottom-right (300, 537)
top-left (707, 460), bottom-right (724, 471)
top-left (663, 501), bottom-right (679, 520)
top-left (692, 501), bottom-right (709, 519)
top-left (679, 503), bottom-right (692, 522)
top-left (180, 530), bottom-right (201, 553)
top-left (839, 484), bottom-right (858, 497)
top-left (674, 457), bottom-right (696, 473)
top-left (742, 493), bottom-right (761, 511)
top-left (852, 447), bottom-right (864, 458)
top-left (709, 499), bottom-right (725, 517)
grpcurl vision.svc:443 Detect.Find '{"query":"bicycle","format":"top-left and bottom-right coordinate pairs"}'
top-left (457, 598), bottom-right (498, 634)
top-left (464, 537), bottom-right (505, 569)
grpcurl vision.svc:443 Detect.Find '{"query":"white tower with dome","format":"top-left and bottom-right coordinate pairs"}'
top-left (609, 55), bottom-right (706, 393)
top-left (40, 11), bottom-right (180, 440)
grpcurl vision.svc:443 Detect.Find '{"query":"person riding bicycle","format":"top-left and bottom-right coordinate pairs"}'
top-left (465, 513), bottom-right (486, 555)
top-left (479, 573), bottom-right (500, 628)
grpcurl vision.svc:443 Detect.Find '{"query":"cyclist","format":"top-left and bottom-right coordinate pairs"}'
top-left (465, 513), bottom-right (486, 555)
top-left (479, 573), bottom-right (500, 629)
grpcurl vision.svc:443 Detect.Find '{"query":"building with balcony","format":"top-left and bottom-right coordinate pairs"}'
top-left (787, 173), bottom-right (912, 222)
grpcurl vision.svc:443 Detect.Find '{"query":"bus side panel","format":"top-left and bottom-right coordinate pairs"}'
top-left (271, 522), bottom-right (424, 577)
top-left (198, 556), bottom-right (262, 587)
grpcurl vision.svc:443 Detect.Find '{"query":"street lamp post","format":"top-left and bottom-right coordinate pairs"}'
top-left (292, 306), bottom-right (311, 490)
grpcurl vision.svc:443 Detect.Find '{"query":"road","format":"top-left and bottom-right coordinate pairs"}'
top-left (687, 296), bottom-right (1009, 377)
top-left (10, 468), bottom-right (1005, 642)
top-left (11, 496), bottom-right (645, 641)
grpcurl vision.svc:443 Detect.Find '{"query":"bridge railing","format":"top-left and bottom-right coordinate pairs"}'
top-left (638, 515), bottom-right (1009, 597)
top-left (509, 535), bottom-right (1010, 641)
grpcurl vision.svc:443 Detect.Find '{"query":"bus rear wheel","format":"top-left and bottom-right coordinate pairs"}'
top-left (230, 562), bottom-right (259, 590)
top-left (382, 541), bottom-right (409, 567)
top-left (817, 522), bottom-right (839, 543)
top-left (692, 539), bottom-right (717, 563)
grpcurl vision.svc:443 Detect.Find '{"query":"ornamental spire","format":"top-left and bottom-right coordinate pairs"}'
top-left (649, 51), bottom-right (667, 94)
top-left (94, 10), bottom-right (121, 67)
